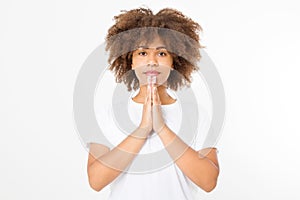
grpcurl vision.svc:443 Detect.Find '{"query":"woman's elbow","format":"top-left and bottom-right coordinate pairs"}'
top-left (202, 166), bottom-right (219, 192)
top-left (197, 173), bottom-right (219, 192)
top-left (88, 176), bottom-right (104, 192)
top-left (202, 179), bottom-right (217, 192)
top-left (87, 169), bottom-right (107, 192)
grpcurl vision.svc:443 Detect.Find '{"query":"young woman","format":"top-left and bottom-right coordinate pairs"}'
top-left (87, 7), bottom-right (219, 200)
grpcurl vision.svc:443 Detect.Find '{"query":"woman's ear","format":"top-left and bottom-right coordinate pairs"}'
top-left (171, 63), bottom-right (175, 70)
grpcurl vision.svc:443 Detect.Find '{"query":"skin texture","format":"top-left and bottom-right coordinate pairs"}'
top-left (87, 38), bottom-right (220, 193)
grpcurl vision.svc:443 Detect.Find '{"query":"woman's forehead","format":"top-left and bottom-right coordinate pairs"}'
top-left (135, 36), bottom-right (167, 49)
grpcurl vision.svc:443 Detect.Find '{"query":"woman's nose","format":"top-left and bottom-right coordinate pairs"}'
top-left (147, 54), bottom-right (158, 67)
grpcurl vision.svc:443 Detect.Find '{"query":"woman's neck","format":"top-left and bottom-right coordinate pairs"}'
top-left (132, 85), bottom-right (176, 105)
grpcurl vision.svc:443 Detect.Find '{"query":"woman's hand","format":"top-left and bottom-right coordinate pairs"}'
top-left (152, 86), bottom-right (166, 133)
top-left (139, 85), bottom-right (153, 134)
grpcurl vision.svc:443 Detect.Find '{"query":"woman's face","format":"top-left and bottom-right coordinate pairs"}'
top-left (131, 37), bottom-right (173, 87)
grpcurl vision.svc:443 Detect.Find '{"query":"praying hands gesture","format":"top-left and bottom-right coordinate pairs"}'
top-left (139, 84), bottom-right (166, 136)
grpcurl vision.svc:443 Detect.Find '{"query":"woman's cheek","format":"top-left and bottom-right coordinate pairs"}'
top-left (157, 71), bottom-right (171, 85)
top-left (133, 67), bottom-right (147, 86)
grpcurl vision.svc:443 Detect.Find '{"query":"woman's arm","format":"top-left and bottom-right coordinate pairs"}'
top-left (157, 126), bottom-right (219, 192)
top-left (152, 86), bottom-right (219, 192)
top-left (87, 128), bottom-right (149, 192)
top-left (87, 85), bottom-right (153, 192)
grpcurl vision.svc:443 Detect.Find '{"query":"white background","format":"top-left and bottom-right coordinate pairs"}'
top-left (1, 0), bottom-right (300, 199)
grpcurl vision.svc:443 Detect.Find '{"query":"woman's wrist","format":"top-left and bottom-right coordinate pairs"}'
top-left (156, 123), bottom-right (167, 135)
top-left (130, 126), bottom-right (151, 139)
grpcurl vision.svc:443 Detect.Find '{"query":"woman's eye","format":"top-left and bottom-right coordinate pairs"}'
top-left (158, 52), bottom-right (167, 56)
top-left (138, 51), bottom-right (147, 56)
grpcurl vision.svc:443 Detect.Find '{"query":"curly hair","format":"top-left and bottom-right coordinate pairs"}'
top-left (105, 7), bottom-right (204, 91)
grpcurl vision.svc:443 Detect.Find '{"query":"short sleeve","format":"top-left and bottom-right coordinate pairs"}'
top-left (79, 102), bottom-right (114, 151)
top-left (191, 105), bottom-right (219, 151)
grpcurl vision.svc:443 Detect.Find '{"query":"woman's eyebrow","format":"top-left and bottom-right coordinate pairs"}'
top-left (137, 46), bottom-right (167, 50)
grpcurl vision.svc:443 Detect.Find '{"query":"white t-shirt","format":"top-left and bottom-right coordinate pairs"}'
top-left (88, 95), bottom-right (215, 200)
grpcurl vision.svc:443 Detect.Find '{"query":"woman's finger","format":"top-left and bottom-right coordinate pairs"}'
top-left (144, 85), bottom-right (150, 104)
top-left (152, 86), bottom-right (161, 105)
top-left (147, 85), bottom-right (151, 104)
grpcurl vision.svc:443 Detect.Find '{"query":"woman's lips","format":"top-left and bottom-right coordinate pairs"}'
top-left (143, 70), bottom-right (160, 76)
